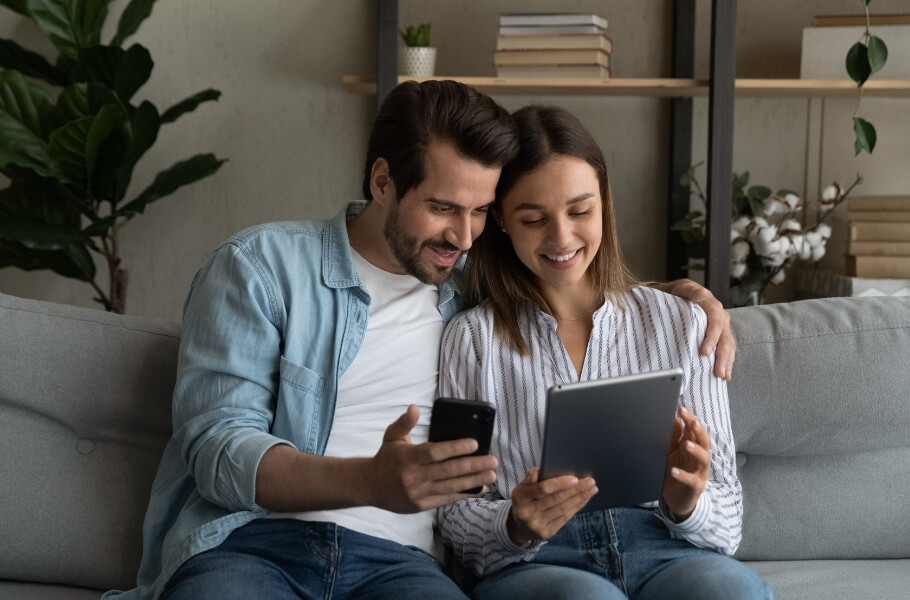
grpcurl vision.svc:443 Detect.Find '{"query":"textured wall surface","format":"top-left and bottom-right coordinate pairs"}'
top-left (1, 0), bottom-right (907, 317)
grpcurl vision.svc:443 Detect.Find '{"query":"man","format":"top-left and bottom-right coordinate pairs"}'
top-left (105, 80), bottom-right (734, 600)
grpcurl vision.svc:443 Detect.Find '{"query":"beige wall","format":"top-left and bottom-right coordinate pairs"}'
top-left (1, 0), bottom-right (907, 317)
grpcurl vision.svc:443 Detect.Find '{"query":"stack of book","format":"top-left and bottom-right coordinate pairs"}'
top-left (846, 195), bottom-right (910, 279)
top-left (494, 13), bottom-right (612, 78)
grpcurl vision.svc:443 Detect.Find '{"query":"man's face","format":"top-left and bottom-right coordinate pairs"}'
top-left (384, 143), bottom-right (501, 285)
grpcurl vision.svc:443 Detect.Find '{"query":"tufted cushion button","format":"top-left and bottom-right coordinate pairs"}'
top-left (76, 439), bottom-right (95, 455)
top-left (736, 452), bottom-right (747, 467)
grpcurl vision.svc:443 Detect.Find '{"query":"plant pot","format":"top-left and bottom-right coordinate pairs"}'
top-left (398, 46), bottom-right (437, 77)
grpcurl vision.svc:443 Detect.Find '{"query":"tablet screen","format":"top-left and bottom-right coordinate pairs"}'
top-left (539, 368), bottom-right (683, 512)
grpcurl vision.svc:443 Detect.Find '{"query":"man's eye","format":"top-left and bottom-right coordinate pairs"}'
top-left (432, 205), bottom-right (454, 214)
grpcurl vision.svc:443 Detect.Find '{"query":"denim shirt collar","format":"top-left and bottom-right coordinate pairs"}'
top-left (323, 201), bottom-right (461, 315)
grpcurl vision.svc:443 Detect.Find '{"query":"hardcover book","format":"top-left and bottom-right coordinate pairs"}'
top-left (850, 222), bottom-right (910, 241)
top-left (494, 49), bottom-right (610, 67)
top-left (846, 255), bottom-right (910, 279)
top-left (495, 65), bottom-right (612, 78)
top-left (496, 33), bottom-right (613, 53)
top-left (499, 13), bottom-right (608, 29)
top-left (848, 195), bottom-right (910, 211)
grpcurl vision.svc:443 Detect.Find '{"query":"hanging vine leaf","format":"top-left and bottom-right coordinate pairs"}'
top-left (867, 35), bottom-right (888, 74)
top-left (845, 42), bottom-right (871, 86)
top-left (853, 117), bottom-right (876, 155)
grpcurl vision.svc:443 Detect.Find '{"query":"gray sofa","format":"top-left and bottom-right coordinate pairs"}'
top-left (1, 290), bottom-right (908, 599)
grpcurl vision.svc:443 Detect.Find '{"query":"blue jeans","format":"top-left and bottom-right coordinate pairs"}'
top-left (472, 508), bottom-right (774, 600)
top-left (162, 518), bottom-right (468, 600)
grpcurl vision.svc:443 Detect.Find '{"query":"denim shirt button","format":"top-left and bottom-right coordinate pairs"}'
top-left (76, 439), bottom-right (95, 455)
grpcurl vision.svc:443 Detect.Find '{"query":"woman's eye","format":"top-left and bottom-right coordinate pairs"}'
top-left (521, 218), bottom-right (544, 226)
top-left (570, 209), bottom-right (593, 218)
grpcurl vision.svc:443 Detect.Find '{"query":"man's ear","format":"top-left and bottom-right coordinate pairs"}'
top-left (369, 158), bottom-right (395, 206)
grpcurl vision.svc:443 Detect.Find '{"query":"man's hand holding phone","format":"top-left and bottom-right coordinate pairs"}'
top-left (368, 404), bottom-right (498, 514)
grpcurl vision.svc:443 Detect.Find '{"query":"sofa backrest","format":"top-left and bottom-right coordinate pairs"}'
top-left (0, 292), bottom-right (179, 591)
top-left (729, 296), bottom-right (910, 561)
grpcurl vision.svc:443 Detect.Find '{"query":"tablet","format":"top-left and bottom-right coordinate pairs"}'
top-left (539, 368), bottom-right (684, 512)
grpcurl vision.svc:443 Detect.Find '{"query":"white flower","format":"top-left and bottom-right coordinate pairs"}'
top-left (810, 245), bottom-right (826, 261)
top-left (815, 222), bottom-right (832, 239)
top-left (731, 262), bottom-right (748, 280)
top-left (730, 236), bottom-right (750, 261)
top-left (821, 183), bottom-right (841, 202)
top-left (805, 231), bottom-right (823, 247)
top-left (763, 196), bottom-right (785, 216)
top-left (732, 216), bottom-right (752, 235)
top-left (799, 242), bottom-right (813, 260)
top-left (820, 182), bottom-right (842, 211)
top-left (770, 269), bottom-right (786, 285)
top-left (782, 193), bottom-right (802, 210)
top-left (779, 219), bottom-right (802, 235)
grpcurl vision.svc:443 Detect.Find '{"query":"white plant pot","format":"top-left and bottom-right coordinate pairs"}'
top-left (398, 46), bottom-right (437, 77)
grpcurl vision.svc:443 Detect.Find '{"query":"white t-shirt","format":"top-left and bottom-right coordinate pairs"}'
top-left (270, 249), bottom-right (443, 553)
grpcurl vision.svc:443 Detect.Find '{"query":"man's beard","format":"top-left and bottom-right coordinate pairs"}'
top-left (383, 204), bottom-right (461, 285)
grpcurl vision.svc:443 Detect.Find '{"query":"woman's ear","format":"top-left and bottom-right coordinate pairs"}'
top-left (369, 158), bottom-right (395, 206)
top-left (493, 207), bottom-right (508, 234)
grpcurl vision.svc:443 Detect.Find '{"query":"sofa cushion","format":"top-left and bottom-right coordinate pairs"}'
top-left (0, 581), bottom-right (104, 600)
top-left (746, 559), bottom-right (910, 600)
top-left (728, 296), bottom-right (910, 561)
top-left (0, 293), bottom-right (180, 591)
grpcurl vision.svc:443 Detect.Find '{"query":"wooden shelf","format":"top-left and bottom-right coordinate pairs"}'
top-left (344, 75), bottom-right (910, 98)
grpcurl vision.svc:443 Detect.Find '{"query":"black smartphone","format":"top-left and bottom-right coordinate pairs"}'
top-left (428, 397), bottom-right (496, 494)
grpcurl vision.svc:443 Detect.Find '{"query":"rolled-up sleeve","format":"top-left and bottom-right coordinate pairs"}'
top-left (171, 243), bottom-right (291, 512)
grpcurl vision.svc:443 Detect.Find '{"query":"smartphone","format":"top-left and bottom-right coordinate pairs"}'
top-left (428, 397), bottom-right (496, 494)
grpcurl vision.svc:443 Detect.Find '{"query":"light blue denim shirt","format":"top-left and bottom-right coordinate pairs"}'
top-left (105, 202), bottom-right (463, 600)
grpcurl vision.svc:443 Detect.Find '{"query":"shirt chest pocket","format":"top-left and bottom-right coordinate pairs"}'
top-left (274, 356), bottom-right (327, 453)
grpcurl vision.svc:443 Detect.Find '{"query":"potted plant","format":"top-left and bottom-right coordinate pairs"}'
top-left (0, 0), bottom-right (226, 313)
top-left (399, 23), bottom-right (436, 77)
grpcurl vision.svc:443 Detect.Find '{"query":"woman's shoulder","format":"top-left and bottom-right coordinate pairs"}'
top-left (622, 285), bottom-right (707, 327)
top-left (445, 301), bottom-right (497, 336)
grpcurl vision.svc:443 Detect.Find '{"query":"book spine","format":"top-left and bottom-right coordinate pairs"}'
top-left (848, 241), bottom-right (910, 256)
top-left (850, 223), bottom-right (910, 241)
top-left (848, 210), bottom-right (910, 222)
top-left (846, 256), bottom-right (910, 278)
top-left (848, 196), bottom-right (910, 211)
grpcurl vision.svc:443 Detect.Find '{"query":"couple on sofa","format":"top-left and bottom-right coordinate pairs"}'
top-left (104, 80), bottom-right (772, 600)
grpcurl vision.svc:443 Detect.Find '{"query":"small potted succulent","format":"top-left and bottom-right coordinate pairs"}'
top-left (398, 23), bottom-right (436, 77)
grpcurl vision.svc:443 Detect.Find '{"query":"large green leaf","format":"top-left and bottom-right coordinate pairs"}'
top-left (56, 81), bottom-right (120, 121)
top-left (0, 240), bottom-right (94, 280)
top-left (103, 99), bottom-right (159, 202)
top-left (0, 110), bottom-right (58, 177)
top-left (46, 103), bottom-right (129, 187)
top-left (1, 163), bottom-right (91, 217)
top-left (846, 42), bottom-right (871, 86)
top-left (0, 69), bottom-right (56, 137)
top-left (0, 180), bottom-right (80, 230)
top-left (160, 88), bottom-right (220, 124)
top-left (0, 216), bottom-right (88, 249)
top-left (76, 44), bottom-right (152, 102)
top-left (0, 38), bottom-right (70, 86)
top-left (853, 116), bottom-right (876, 155)
top-left (119, 153), bottom-right (226, 217)
top-left (24, 0), bottom-right (110, 61)
top-left (111, 0), bottom-right (157, 47)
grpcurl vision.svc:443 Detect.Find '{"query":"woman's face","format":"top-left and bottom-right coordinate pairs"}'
top-left (500, 156), bottom-right (603, 298)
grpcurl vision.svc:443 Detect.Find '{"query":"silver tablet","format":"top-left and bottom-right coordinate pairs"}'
top-left (539, 368), bottom-right (684, 512)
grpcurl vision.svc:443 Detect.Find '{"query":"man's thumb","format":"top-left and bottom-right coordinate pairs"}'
top-left (384, 404), bottom-right (419, 441)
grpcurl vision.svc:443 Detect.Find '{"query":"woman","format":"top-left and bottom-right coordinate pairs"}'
top-left (437, 106), bottom-right (772, 600)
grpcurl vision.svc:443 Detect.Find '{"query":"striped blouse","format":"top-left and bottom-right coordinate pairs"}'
top-left (436, 286), bottom-right (742, 576)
